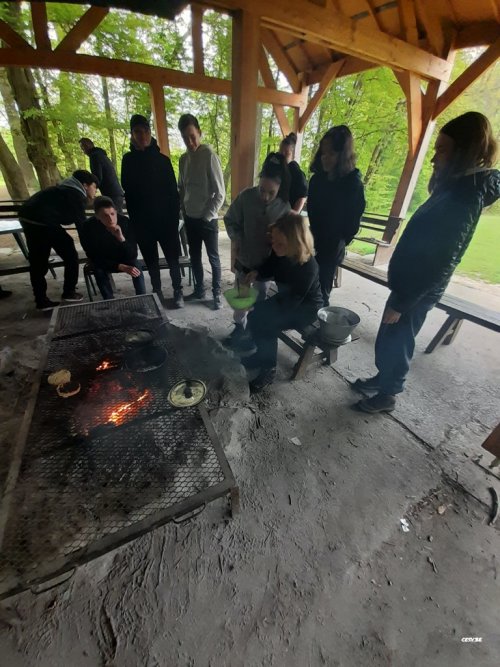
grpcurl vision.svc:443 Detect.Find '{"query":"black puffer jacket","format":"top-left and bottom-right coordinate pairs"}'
top-left (307, 168), bottom-right (366, 252)
top-left (121, 138), bottom-right (180, 243)
top-left (388, 169), bottom-right (500, 313)
top-left (88, 147), bottom-right (123, 199)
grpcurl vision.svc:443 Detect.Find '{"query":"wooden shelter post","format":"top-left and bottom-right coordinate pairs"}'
top-left (149, 80), bottom-right (170, 156)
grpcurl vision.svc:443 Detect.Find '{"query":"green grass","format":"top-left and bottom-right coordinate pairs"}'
top-left (350, 211), bottom-right (500, 284)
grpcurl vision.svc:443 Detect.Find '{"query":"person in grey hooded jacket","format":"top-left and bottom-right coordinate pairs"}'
top-left (354, 112), bottom-right (499, 414)
top-left (19, 169), bottom-right (98, 310)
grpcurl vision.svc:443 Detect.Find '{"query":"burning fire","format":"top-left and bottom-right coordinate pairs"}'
top-left (96, 359), bottom-right (118, 371)
top-left (107, 389), bottom-right (151, 426)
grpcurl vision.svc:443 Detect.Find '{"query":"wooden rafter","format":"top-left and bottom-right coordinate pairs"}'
top-left (489, 0), bottom-right (500, 24)
top-left (55, 6), bottom-right (109, 52)
top-left (261, 28), bottom-right (300, 92)
top-left (31, 2), bottom-right (51, 51)
top-left (208, 0), bottom-right (453, 81)
top-left (191, 4), bottom-right (204, 76)
top-left (0, 20), bottom-right (33, 50)
top-left (362, 0), bottom-right (382, 31)
top-left (456, 22), bottom-right (500, 49)
top-left (306, 55), bottom-right (377, 85)
top-left (415, 0), bottom-right (445, 57)
top-left (298, 58), bottom-right (344, 132)
top-left (433, 36), bottom-right (500, 118)
top-left (259, 46), bottom-right (291, 136)
top-left (149, 80), bottom-right (170, 155)
top-left (394, 70), bottom-right (422, 155)
top-left (0, 46), bottom-right (306, 107)
top-left (398, 0), bottom-right (418, 45)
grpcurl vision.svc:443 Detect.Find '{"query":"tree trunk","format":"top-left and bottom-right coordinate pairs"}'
top-left (0, 71), bottom-right (38, 191)
top-left (6, 67), bottom-right (61, 188)
top-left (0, 133), bottom-right (30, 200)
top-left (101, 76), bottom-right (117, 169)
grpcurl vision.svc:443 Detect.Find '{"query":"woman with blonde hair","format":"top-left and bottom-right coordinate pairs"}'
top-left (241, 212), bottom-right (323, 392)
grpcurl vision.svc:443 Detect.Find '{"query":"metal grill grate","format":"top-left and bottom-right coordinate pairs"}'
top-left (0, 296), bottom-right (236, 599)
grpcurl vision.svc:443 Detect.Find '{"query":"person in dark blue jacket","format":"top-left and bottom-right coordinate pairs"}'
top-left (79, 138), bottom-right (124, 212)
top-left (354, 112), bottom-right (499, 413)
top-left (307, 125), bottom-right (366, 307)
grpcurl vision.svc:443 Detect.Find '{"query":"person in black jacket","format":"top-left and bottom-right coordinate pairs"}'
top-left (240, 213), bottom-right (323, 392)
top-left (121, 114), bottom-right (183, 308)
top-left (79, 138), bottom-right (124, 212)
top-left (279, 132), bottom-right (308, 213)
top-left (81, 196), bottom-right (145, 300)
top-left (354, 112), bottom-right (499, 414)
top-left (19, 170), bottom-right (98, 310)
top-left (308, 125), bottom-right (366, 307)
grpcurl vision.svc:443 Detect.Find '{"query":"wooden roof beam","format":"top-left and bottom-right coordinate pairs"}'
top-left (305, 56), bottom-right (377, 85)
top-left (31, 2), bottom-right (52, 51)
top-left (433, 36), bottom-right (500, 118)
top-left (415, 0), bottom-right (445, 57)
top-left (394, 70), bottom-right (422, 155)
top-left (210, 0), bottom-right (453, 81)
top-left (455, 22), bottom-right (500, 49)
top-left (259, 46), bottom-right (291, 136)
top-left (398, 0), bottom-right (418, 45)
top-left (0, 20), bottom-right (33, 50)
top-left (362, 0), bottom-right (382, 31)
top-left (191, 4), bottom-right (205, 75)
top-left (55, 6), bottom-right (109, 52)
top-left (261, 28), bottom-right (300, 92)
top-left (298, 58), bottom-right (343, 132)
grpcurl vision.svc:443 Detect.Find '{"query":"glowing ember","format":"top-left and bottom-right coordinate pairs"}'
top-left (107, 389), bottom-right (151, 425)
top-left (96, 360), bottom-right (118, 371)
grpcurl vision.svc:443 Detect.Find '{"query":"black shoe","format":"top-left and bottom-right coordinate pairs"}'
top-left (241, 353), bottom-right (262, 370)
top-left (356, 393), bottom-right (396, 414)
top-left (213, 292), bottom-right (222, 310)
top-left (184, 289), bottom-right (206, 301)
top-left (234, 336), bottom-right (257, 354)
top-left (37, 298), bottom-right (60, 311)
top-left (223, 324), bottom-right (245, 347)
top-left (62, 291), bottom-right (83, 302)
top-left (173, 289), bottom-right (184, 308)
top-left (0, 288), bottom-right (12, 300)
top-left (352, 376), bottom-right (380, 394)
top-left (250, 367), bottom-right (276, 393)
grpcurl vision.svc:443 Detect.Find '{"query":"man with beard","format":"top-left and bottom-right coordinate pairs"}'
top-left (352, 112), bottom-right (499, 413)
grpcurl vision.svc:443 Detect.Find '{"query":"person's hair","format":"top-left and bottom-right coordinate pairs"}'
top-left (310, 125), bottom-right (356, 177)
top-left (94, 195), bottom-right (116, 214)
top-left (280, 132), bottom-right (297, 158)
top-left (440, 111), bottom-right (498, 175)
top-left (178, 113), bottom-right (201, 133)
top-left (259, 152), bottom-right (290, 201)
top-left (72, 169), bottom-right (98, 186)
top-left (79, 137), bottom-right (94, 148)
top-left (270, 212), bottom-right (314, 264)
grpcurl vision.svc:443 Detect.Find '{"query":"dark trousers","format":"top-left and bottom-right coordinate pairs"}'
top-left (93, 261), bottom-right (146, 300)
top-left (22, 222), bottom-right (79, 306)
top-left (248, 296), bottom-right (318, 368)
top-left (135, 227), bottom-right (182, 293)
top-left (315, 242), bottom-right (345, 307)
top-left (184, 216), bottom-right (221, 293)
top-left (375, 297), bottom-right (436, 395)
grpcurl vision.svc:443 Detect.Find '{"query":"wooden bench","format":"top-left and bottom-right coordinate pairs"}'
top-left (354, 212), bottom-right (402, 261)
top-left (278, 322), bottom-right (341, 380)
top-left (339, 256), bottom-right (500, 353)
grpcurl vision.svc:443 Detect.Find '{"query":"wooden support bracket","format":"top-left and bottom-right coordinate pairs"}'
top-left (31, 2), bottom-right (51, 51)
top-left (298, 59), bottom-right (344, 132)
top-left (0, 20), bottom-right (33, 50)
top-left (55, 6), bottom-right (109, 52)
top-left (258, 45), bottom-right (291, 136)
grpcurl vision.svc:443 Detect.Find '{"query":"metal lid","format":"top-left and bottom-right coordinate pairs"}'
top-left (168, 379), bottom-right (207, 408)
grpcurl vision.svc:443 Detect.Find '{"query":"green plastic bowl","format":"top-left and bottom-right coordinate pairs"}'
top-left (223, 286), bottom-right (259, 311)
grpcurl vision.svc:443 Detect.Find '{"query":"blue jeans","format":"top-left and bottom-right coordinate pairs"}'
top-left (94, 261), bottom-right (146, 300)
top-left (374, 296), bottom-right (436, 395)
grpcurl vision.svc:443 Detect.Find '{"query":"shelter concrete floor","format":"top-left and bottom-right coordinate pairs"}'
top-left (0, 234), bottom-right (499, 667)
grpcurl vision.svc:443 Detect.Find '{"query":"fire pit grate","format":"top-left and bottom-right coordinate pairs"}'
top-left (0, 295), bottom-right (237, 599)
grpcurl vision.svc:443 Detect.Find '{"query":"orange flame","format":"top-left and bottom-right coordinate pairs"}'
top-left (96, 360), bottom-right (118, 371)
top-left (107, 389), bottom-right (150, 425)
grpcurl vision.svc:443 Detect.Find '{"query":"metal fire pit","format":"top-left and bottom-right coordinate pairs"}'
top-left (0, 295), bottom-right (238, 600)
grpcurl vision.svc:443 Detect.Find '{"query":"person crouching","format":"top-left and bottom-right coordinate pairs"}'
top-left (81, 196), bottom-right (146, 300)
top-left (241, 213), bottom-right (323, 392)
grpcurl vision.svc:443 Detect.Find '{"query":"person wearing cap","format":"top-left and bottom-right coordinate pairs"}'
top-left (178, 113), bottom-right (225, 310)
top-left (121, 114), bottom-right (183, 307)
top-left (79, 138), bottom-right (124, 213)
top-left (19, 169), bottom-right (98, 310)
top-left (354, 112), bottom-right (499, 414)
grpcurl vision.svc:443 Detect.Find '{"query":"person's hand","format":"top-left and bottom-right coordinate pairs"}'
top-left (382, 306), bottom-right (401, 324)
top-left (118, 263), bottom-right (141, 277)
top-left (243, 270), bottom-right (258, 285)
top-left (110, 226), bottom-right (125, 242)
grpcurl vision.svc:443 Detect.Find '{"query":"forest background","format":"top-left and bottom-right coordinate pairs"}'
top-left (0, 2), bottom-right (498, 281)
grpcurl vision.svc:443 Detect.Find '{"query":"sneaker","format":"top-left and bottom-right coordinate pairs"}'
top-left (241, 353), bottom-right (262, 370)
top-left (62, 291), bottom-right (83, 302)
top-left (36, 298), bottom-right (60, 311)
top-left (223, 323), bottom-right (245, 347)
top-left (356, 393), bottom-right (396, 414)
top-left (351, 376), bottom-right (380, 394)
top-left (173, 289), bottom-right (184, 309)
top-left (213, 292), bottom-right (222, 310)
top-left (250, 367), bottom-right (276, 393)
top-left (184, 289), bottom-right (206, 301)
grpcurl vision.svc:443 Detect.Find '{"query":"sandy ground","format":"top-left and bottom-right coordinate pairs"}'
top-left (0, 235), bottom-right (499, 667)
